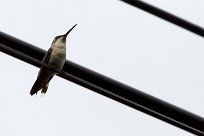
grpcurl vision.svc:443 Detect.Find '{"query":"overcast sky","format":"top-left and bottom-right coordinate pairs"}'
top-left (0, 0), bottom-right (204, 135)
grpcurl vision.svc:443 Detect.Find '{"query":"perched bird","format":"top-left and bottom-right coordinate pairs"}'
top-left (30, 24), bottom-right (77, 96)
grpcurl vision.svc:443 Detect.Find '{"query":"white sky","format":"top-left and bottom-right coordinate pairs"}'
top-left (0, 0), bottom-right (203, 135)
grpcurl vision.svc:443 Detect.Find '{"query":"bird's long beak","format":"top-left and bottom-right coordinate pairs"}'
top-left (64, 24), bottom-right (77, 37)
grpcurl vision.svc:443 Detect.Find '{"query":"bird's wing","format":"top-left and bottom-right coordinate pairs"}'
top-left (37, 47), bottom-right (52, 77)
top-left (42, 47), bottom-right (52, 63)
top-left (30, 48), bottom-right (53, 96)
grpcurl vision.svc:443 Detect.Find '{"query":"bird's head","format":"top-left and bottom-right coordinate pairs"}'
top-left (52, 24), bottom-right (77, 46)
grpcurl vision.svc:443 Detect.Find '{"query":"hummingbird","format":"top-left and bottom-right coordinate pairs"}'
top-left (30, 24), bottom-right (77, 96)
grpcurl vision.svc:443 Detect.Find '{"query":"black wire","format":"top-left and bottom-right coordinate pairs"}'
top-left (1, 32), bottom-right (204, 135)
top-left (120, 0), bottom-right (204, 37)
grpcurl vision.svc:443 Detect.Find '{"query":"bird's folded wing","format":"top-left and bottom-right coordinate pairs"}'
top-left (42, 47), bottom-right (52, 63)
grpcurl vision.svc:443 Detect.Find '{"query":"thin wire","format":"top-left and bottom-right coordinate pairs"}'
top-left (120, 0), bottom-right (204, 37)
top-left (0, 43), bottom-right (203, 135)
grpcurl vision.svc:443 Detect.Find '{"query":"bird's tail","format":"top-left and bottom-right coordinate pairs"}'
top-left (41, 84), bottom-right (49, 94)
top-left (30, 79), bottom-right (42, 96)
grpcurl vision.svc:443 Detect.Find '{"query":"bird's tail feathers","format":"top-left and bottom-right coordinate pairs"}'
top-left (30, 79), bottom-right (43, 96)
top-left (41, 84), bottom-right (49, 94)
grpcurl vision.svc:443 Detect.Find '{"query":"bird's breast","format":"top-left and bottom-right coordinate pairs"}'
top-left (49, 47), bottom-right (66, 69)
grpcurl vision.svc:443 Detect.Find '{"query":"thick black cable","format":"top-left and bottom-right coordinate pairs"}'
top-left (0, 32), bottom-right (204, 135)
top-left (0, 41), bottom-right (203, 134)
top-left (120, 0), bottom-right (204, 37)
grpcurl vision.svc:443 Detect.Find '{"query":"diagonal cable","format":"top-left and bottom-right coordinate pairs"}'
top-left (0, 32), bottom-right (204, 135)
top-left (120, 0), bottom-right (204, 37)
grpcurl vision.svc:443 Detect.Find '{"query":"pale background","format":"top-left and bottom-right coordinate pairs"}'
top-left (0, 0), bottom-right (204, 135)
